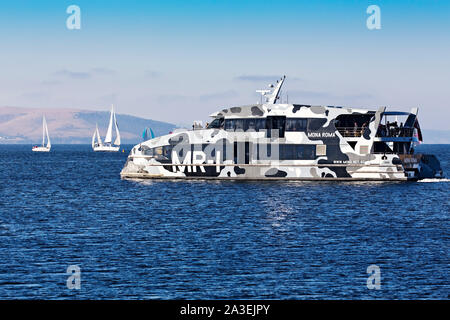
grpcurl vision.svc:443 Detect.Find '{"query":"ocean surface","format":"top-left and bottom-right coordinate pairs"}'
top-left (0, 144), bottom-right (448, 299)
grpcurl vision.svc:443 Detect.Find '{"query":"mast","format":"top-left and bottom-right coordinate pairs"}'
top-left (267, 75), bottom-right (285, 104)
top-left (256, 76), bottom-right (286, 104)
top-left (104, 104), bottom-right (114, 144)
top-left (45, 117), bottom-right (51, 148)
top-left (42, 116), bottom-right (46, 147)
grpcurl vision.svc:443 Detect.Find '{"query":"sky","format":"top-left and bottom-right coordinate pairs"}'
top-left (0, 0), bottom-right (449, 129)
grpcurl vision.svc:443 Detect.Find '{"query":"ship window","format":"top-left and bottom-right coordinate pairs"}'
top-left (155, 147), bottom-right (163, 155)
top-left (266, 116), bottom-right (286, 138)
top-left (316, 144), bottom-right (327, 156)
top-left (208, 118), bottom-right (223, 129)
top-left (255, 119), bottom-right (266, 131)
top-left (286, 118), bottom-right (308, 131)
top-left (280, 145), bottom-right (315, 160)
top-left (256, 144), bottom-right (315, 160)
top-left (245, 118), bottom-right (256, 131)
top-left (140, 145), bottom-right (153, 156)
top-left (335, 114), bottom-right (374, 128)
top-left (280, 145), bottom-right (296, 159)
top-left (235, 119), bottom-right (245, 131)
top-left (148, 146), bottom-right (172, 163)
top-left (224, 119), bottom-right (244, 131)
top-left (335, 114), bottom-right (375, 137)
top-left (162, 145), bottom-right (172, 159)
top-left (224, 119), bottom-right (234, 131)
top-left (224, 118), bottom-right (267, 132)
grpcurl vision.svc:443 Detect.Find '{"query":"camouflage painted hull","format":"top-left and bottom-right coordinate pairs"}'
top-left (120, 103), bottom-right (443, 181)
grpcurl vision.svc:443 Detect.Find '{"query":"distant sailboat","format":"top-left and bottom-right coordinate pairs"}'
top-left (92, 105), bottom-right (120, 152)
top-left (142, 127), bottom-right (155, 141)
top-left (32, 116), bottom-right (51, 152)
top-left (92, 123), bottom-right (103, 148)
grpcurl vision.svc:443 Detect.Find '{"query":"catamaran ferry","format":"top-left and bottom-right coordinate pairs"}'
top-left (120, 77), bottom-right (443, 181)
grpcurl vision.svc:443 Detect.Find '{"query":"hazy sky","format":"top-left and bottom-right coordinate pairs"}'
top-left (0, 0), bottom-right (449, 129)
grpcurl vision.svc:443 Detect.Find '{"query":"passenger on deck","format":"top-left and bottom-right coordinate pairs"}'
top-left (392, 121), bottom-right (399, 137)
top-left (361, 122), bottom-right (368, 136)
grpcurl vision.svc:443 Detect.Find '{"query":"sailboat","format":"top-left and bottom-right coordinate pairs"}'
top-left (142, 127), bottom-right (155, 141)
top-left (32, 116), bottom-right (51, 152)
top-left (92, 105), bottom-right (120, 152)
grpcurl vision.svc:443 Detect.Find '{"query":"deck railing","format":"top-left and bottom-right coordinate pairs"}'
top-left (335, 127), bottom-right (367, 137)
top-left (336, 126), bottom-right (414, 138)
top-left (376, 127), bottom-right (413, 138)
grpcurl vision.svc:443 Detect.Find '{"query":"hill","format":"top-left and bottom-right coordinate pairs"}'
top-left (0, 107), bottom-right (177, 144)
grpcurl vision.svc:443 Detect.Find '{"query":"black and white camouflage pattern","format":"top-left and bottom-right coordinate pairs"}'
top-left (120, 103), bottom-right (433, 181)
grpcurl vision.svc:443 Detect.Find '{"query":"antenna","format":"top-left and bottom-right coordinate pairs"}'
top-left (256, 89), bottom-right (271, 104)
top-left (256, 76), bottom-right (286, 104)
top-left (267, 75), bottom-right (286, 104)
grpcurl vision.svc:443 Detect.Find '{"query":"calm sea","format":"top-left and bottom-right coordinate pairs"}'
top-left (0, 144), bottom-right (448, 299)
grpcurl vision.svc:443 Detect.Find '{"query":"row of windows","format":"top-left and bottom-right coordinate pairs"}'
top-left (285, 119), bottom-right (308, 131)
top-left (256, 144), bottom-right (316, 160)
top-left (218, 118), bottom-right (309, 132)
top-left (224, 118), bottom-right (266, 131)
top-left (140, 143), bottom-right (321, 161)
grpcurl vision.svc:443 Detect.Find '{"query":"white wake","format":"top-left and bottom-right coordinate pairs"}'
top-left (418, 178), bottom-right (450, 183)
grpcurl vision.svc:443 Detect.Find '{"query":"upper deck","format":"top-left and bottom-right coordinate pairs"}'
top-left (210, 103), bottom-right (376, 119)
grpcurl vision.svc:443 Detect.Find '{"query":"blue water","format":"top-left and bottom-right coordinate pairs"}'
top-left (0, 144), bottom-right (448, 299)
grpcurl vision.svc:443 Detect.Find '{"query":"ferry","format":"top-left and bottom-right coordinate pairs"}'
top-left (120, 77), bottom-right (443, 181)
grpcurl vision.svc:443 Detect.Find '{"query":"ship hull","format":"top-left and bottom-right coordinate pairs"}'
top-left (120, 172), bottom-right (410, 181)
top-left (120, 158), bottom-right (413, 181)
top-left (32, 147), bottom-right (51, 152)
top-left (120, 162), bottom-right (443, 181)
top-left (93, 146), bottom-right (120, 152)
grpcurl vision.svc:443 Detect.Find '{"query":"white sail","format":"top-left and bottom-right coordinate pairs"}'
top-left (113, 109), bottom-right (120, 146)
top-left (44, 116), bottom-right (51, 149)
top-left (92, 123), bottom-right (103, 148)
top-left (96, 123), bottom-right (102, 146)
top-left (42, 116), bottom-right (46, 147)
top-left (91, 130), bottom-right (96, 148)
top-left (104, 105), bottom-right (114, 144)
